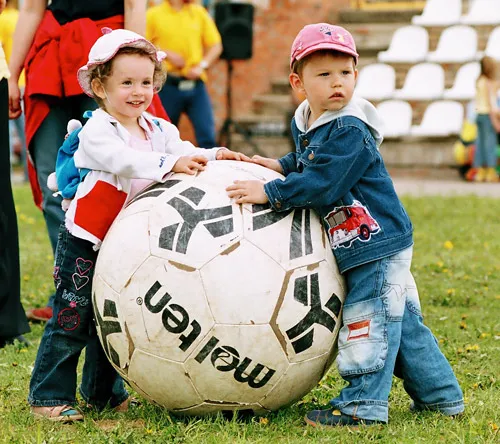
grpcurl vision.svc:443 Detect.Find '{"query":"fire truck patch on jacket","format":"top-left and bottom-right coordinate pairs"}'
top-left (324, 200), bottom-right (380, 249)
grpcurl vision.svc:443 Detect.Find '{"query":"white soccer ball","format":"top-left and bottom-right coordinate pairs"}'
top-left (93, 160), bottom-right (345, 415)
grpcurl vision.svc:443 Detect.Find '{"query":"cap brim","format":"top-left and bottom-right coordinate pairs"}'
top-left (77, 66), bottom-right (95, 97)
top-left (291, 42), bottom-right (359, 68)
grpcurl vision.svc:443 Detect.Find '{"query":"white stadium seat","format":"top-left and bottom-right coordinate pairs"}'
top-left (460, 0), bottom-right (500, 25)
top-left (378, 26), bottom-right (429, 63)
top-left (393, 63), bottom-right (444, 100)
top-left (377, 100), bottom-right (413, 138)
top-left (355, 64), bottom-right (396, 101)
top-left (412, 0), bottom-right (461, 26)
top-left (443, 62), bottom-right (480, 100)
top-left (427, 25), bottom-right (477, 63)
top-left (483, 26), bottom-right (500, 60)
top-left (411, 100), bottom-right (464, 136)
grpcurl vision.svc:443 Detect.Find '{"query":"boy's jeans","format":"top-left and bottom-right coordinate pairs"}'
top-left (330, 247), bottom-right (464, 423)
top-left (28, 225), bottom-right (128, 409)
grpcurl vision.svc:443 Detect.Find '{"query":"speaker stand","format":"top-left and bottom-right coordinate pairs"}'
top-left (218, 59), bottom-right (263, 155)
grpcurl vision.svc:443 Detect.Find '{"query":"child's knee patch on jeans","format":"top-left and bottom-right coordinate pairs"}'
top-left (337, 297), bottom-right (387, 376)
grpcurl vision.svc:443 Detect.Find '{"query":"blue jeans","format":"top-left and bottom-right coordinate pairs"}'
top-left (31, 95), bottom-right (97, 307)
top-left (330, 247), bottom-right (464, 423)
top-left (473, 113), bottom-right (497, 168)
top-left (158, 81), bottom-right (217, 148)
top-left (28, 225), bottom-right (128, 409)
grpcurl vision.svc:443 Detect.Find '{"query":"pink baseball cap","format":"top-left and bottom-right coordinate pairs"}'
top-left (290, 23), bottom-right (359, 69)
top-left (77, 28), bottom-right (166, 97)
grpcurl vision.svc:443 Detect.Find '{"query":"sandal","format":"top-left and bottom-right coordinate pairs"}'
top-left (31, 405), bottom-right (84, 422)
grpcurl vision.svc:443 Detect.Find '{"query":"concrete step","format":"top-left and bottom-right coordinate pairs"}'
top-left (365, 59), bottom-right (480, 91)
top-left (271, 77), bottom-right (290, 95)
top-left (381, 136), bottom-right (456, 167)
top-left (423, 24), bottom-right (494, 52)
top-left (253, 94), bottom-right (292, 115)
top-left (229, 134), bottom-right (293, 159)
top-left (234, 113), bottom-right (289, 136)
top-left (382, 61), bottom-right (470, 90)
top-left (229, 134), bottom-right (457, 168)
top-left (344, 23), bottom-right (405, 56)
top-left (368, 98), bottom-right (468, 126)
top-left (338, 8), bottom-right (421, 24)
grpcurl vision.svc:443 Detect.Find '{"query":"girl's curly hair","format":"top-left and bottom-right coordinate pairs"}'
top-left (90, 46), bottom-right (166, 108)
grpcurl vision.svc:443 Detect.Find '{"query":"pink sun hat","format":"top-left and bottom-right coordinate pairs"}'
top-left (77, 27), bottom-right (166, 97)
top-left (290, 23), bottom-right (359, 68)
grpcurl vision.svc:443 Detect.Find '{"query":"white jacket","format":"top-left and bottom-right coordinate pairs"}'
top-left (65, 109), bottom-right (220, 248)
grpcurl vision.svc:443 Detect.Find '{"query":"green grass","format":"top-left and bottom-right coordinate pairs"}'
top-left (0, 184), bottom-right (499, 443)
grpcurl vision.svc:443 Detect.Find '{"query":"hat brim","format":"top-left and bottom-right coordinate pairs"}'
top-left (77, 39), bottom-right (163, 98)
top-left (291, 42), bottom-right (359, 68)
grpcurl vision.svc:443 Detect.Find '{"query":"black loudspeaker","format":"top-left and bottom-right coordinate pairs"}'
top-left (215, 2), bottom-right (254, 60)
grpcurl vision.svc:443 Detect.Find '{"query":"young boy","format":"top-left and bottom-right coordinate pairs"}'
top-left (226, 23), bottom-right (464, 426)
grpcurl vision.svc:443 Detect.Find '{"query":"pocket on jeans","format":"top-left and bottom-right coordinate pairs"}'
top-left (337, 298), bottom-right (387, 376)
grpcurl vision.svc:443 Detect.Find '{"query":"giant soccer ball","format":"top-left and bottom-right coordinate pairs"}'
top-left (93, 160), bottom-right (345, 416)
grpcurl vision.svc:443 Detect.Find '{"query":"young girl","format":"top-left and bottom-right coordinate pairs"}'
top-left (28, 27), bottom-right (247, 422)
top-left (473, 56), bottom-right (499, 182)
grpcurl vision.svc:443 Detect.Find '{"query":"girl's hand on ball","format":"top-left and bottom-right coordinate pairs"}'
top-left (173, 155), bottom-right (208, 174)
top-left (251, 156), bottom-right (283, 173)
top-left (216, 148), bottom-right (252, 162)
top-left (226, 180), bottom-right (269, 204)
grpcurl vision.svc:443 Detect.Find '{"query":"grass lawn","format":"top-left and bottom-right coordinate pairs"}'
top-left (0, 184), bottom-right (499, 443)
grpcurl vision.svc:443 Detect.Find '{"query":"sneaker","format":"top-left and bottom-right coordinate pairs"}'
top-left (474, 167), bottom-right (487, 182)
top-left (31, 405), bottom-right (84, 422)
top-left (26, 306), bottom-right (53, 322)
top-left (304, 408), bottom-right (383, 428)
top-left (485, 168), bottom-right (499, 183)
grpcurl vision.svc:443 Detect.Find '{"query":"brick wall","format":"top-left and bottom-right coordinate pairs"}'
top-left (177, 0), bottom-right (350, 143)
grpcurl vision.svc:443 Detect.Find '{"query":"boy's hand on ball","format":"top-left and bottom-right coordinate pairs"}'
top-left (251, 155), bottom-right (283, 173)
top-left (216, 148), bottom-right (252, 162)
top-left (226, 180), bottom-right (269, 204)
top-left (173, 155), bottom-right (208, 174)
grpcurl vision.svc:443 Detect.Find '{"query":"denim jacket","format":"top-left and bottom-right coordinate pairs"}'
top-left (264, 98), bottom-right (413, 273)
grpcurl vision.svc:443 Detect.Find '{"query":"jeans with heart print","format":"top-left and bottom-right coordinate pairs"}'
top-left (28, 225), bottom-right (128, 409)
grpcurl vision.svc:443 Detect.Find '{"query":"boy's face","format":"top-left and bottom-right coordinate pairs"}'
top-left (290, 52), bottom-right (357, 120)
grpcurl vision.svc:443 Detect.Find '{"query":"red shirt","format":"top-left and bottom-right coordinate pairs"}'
top-left (24, 10), bottom-right (168, 208)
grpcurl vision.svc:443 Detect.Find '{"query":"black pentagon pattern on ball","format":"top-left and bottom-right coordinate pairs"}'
top-left (159, 187), bottom-right (233, 254)
top-left (285, 273), bottom-right (342, 354)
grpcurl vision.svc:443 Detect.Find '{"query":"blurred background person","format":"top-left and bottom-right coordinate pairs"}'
top-left (0, 0), bottom-right (30, 348)
top-left (8, 0), bottom-right (166, 323)
top-left (473, 56), bottom-right (499, 183)
top-left (0, 0), bottom-right (28, 182)
top-left (146, 0), bottom-right (222, 148)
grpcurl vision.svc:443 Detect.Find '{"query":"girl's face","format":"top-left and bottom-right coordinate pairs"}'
top-left (94, 53), bottom-right (155, 125)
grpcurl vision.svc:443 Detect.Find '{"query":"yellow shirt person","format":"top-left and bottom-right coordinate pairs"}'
top-left (0, 5), bottom-right (24, 86)
top-left (146, 0), bottom-right (223, 148)
top-left (146, 0), bottom-right (221, 83)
